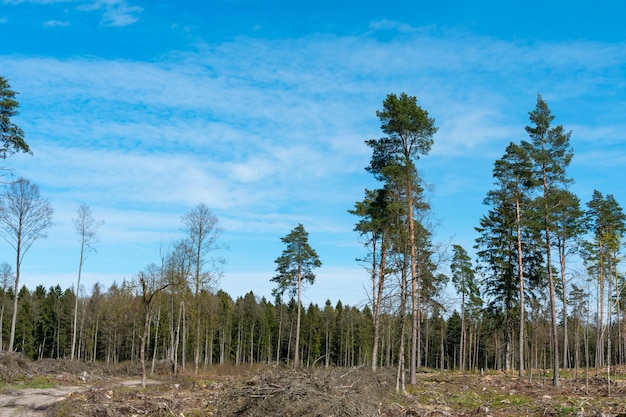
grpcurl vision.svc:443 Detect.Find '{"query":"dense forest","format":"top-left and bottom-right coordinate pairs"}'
top-left (1, 77), bottom-right (625, 390)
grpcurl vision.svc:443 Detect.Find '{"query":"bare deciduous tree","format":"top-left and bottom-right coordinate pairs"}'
top-left (71, 203), bottom-right (103, 360)
top-left (0, 178), bottom-right (53, 351)
top-left (181, 203), bottom-right (226, 374)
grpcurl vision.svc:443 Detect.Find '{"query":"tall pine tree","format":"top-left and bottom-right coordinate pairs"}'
top-left (271, 224), bottom-right (321, 367)
top-left (526, 94), bottom-right (573, 386)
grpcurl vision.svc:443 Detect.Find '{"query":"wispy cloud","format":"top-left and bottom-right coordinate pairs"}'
top-left (43, 19), bottom-right (69, 27)
top-left (4, 31), bottom-right (624, 183)
top-left (2, 0), bottom-right (75, 3)
top-left (77, 0), bottom-right (142, 26)
top-left (3, 0), bottom-right (142, 26)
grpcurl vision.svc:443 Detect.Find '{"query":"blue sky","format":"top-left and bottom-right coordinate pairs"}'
top-left (1, 0), bottom-right (625, 307)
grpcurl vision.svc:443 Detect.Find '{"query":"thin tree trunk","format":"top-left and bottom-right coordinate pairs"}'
top-left (182, 304), bottom-right (187, 371)
top-left (169, 293), bottom-right (176, 363)
top-left (173, 301), bottom-right (183, 375)
top-left (141, 299), bottom-right (150, 388)
top-left (608, 255), bottom-right (614, 396)
top-left (504, 310), bottom-right (511, 371)
top-left (574, 320), bottom-right (580, 381)
top-left (515, 196), bottom-right (525, 377)
top-left (131, 314), bottom-right (136, 363)
top-left (424, 309), bottom-right (429, 368)
top-left (0, 300), bottom-right (4, 351)
top-left (295, 265), bottom-right (302, 367)
top-left (543, 197), bottom-right (559, 386)
top-left (460, 292), bottom-right (466, 371)
top-left (615, 254), bottom-right (623, 366)
top-left (287, 315), bottom-right (293, 365)
top-left (195, 303), bottom-right (201, 374)
top-left (78, 301), bottom-right (85, 360)
top-left (235, 319), bottom-right (242, 365)
top-left (440, 319), bottom-right (445, 371)
top-left (396, 269), bottom-right (407, 394)
top-left (372, 239), bottom-right (387, 371)
top-left (276, 307), bottom-right (282, 365)
top-left (585, 301), bottom-right (590, 392)
top-left (71, 241), bottom-right (85, 360)
top-left (8, 246), bottom-right (21, 352)
top-left (597, 246), bottom-right (605, 371)
top-left (92, 317), bottom-right (98, 362)
top-left (204, 325), bottom-right (213, 369)
top-left (407, 169), bottom-right (419, 384)
top-left (250, 323), bottom-right (255, 365)
top-left (220, 329), bottom-right (225, 365)
top-left (559, 237), bottom-right (569, 369)
top-left (325, 319), bottom-right (330, 368)
top-left (151, 306), bottom-right (161, 375)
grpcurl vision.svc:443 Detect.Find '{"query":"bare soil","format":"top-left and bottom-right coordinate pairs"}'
top-left (2, 352), bottom-right (626, 417)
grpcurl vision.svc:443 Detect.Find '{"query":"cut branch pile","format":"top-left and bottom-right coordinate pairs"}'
top-left (56, 380), bottom-right (222, 417)
top-left (0, 352), bottom-right (30, 381)
top-left (215, 366), bottom-right (394, 417)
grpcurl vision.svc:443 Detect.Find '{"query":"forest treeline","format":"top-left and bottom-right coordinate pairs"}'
top-left (0, 276), bottom-right (587, 367)
top-left (0, 272), bottom-right (618, 381)
top-left (1, 76), bottom-right (626, 390)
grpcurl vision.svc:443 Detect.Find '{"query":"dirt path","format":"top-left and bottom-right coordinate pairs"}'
top-left (0, 379), bottom-right (155, 417)
top-left (0, 385), bottom-right (85, 417)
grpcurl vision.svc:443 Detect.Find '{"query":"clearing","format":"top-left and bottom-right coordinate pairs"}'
top-left (1, 352), bottom-right (626, 416)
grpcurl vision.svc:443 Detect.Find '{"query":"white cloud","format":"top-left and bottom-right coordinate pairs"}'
top-left (3, 32), bottom-right (623, 186)
top-left (43, 19), bottom-right (69, 27)
top-left (367, 19), bottom-right (426, 34)
top-left (2, 0), bottom-right (74, 3)
top-left (80, 0), bottom-right (142, 27)
top-left (3, 0), bottom-right (142, 26)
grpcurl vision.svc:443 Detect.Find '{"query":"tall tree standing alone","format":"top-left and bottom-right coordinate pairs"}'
top-left (0, 178), bottom-right (53, 352)
top-left (526, 94), bottom-right (573, 387)
top-left (71, 203), bottom-right (103, 360)
top-left (0, 76), bottom-right (31, 167)
top-left (271, 224), bottom-right (321, 367)
top-left (181, 203), bottom-right (225, 374)
top-left (368, 93), bottom-right (437, 383)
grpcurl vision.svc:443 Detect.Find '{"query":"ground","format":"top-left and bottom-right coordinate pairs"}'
top-left (1, 353), bottom-right (626, 416)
